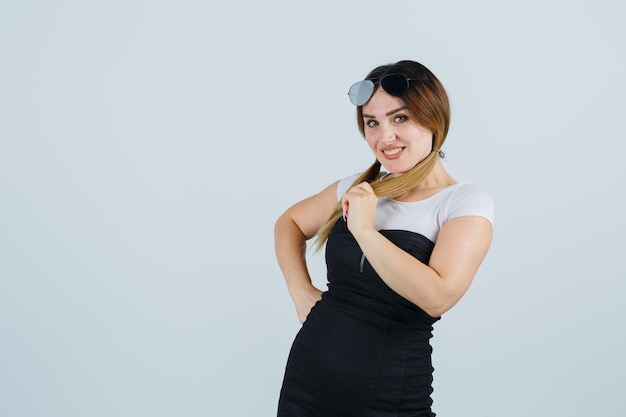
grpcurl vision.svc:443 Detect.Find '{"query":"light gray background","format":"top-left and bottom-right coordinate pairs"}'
top-left (1, 1), bottom-right (624, 416)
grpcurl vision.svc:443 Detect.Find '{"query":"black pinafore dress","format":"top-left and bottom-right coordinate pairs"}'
top-left (278, 219), bottom-right (439, 417)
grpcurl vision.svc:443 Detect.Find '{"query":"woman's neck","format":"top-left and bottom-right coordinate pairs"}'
top-left (393, 159), bottom-right (457, 202)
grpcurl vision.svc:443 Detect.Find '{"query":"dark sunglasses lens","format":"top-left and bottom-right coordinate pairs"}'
top-left (348, 80), bottom-right (375, 106)
top-left (381, 73), bottom-right (409, 97)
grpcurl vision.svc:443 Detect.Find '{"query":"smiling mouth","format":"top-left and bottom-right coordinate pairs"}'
top-left (383, 147), bottom-right (404, 156)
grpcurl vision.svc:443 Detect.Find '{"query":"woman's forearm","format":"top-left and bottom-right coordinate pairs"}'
top-left (274, 213), bottom-right (315, 294)
top-left (351, 216), bottom-right (492, 317)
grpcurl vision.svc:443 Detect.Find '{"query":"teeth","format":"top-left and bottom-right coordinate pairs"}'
top-left (383, 148), bottom-right (403, 155)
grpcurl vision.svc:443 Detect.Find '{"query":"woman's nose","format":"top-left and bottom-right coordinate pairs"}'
top-left (380, 124), bottom-right (396, 143)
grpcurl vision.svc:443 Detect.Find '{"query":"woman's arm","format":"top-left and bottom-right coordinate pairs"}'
top-left (274, 181), bottom-right (339, 323)
top-left (343, 182), bottom-right (493, 317)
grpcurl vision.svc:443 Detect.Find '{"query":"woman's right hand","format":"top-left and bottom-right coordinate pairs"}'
top-left (291, 285), bottom-right (323, 324)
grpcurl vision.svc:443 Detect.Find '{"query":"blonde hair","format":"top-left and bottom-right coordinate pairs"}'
top-left (313, 60), bottom-right (450, 251)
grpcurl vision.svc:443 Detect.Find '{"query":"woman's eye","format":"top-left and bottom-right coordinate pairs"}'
top-left (394, 115), bottom-right (408, 123)
top-left (366, 120), bottom-right (378, 127)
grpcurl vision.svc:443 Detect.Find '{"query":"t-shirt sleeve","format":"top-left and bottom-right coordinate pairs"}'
top-left (336, 173), bottom-right (363, 200)
top-left (444, 183), bottom-right (495, 225)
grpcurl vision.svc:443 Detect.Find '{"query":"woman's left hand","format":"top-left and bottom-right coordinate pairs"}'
top-left (342, 181), bottom-right (378, 236)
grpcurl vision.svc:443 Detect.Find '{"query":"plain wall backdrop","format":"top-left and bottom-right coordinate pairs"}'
top-left (1, 1), bottom-right (624, 416)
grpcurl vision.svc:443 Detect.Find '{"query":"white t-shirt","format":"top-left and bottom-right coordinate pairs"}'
top-left (337, 173), bottom-right (494, 243)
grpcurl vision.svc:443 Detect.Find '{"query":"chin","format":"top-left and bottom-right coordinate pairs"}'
top-left (381, 163), bottom-right (410, 175)
top-left (381, 156), bottom-right (426, 175)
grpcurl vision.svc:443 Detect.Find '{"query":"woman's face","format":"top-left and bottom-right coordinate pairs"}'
top-left (361, 88), bottom-right (434, 174)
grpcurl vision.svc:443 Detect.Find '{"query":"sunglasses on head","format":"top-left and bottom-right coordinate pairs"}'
top-left (347, 73), bottom-right (415, 106)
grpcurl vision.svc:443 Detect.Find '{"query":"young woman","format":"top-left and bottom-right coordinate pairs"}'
top-left (275, 60), bottom-right (494, 417)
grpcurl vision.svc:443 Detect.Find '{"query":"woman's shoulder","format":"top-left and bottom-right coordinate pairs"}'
top-left (443, 182), bottom-right (495, 224)
top-left (336, 171), bottom-right (395, 199)
top-left (336, 172), bottom-right (365, 199)
top-left (449, 182), bottom-right (492, 198)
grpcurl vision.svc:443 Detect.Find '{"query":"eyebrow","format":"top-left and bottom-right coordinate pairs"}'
top-left (362, 106), bottom-right (409, 119)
